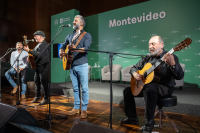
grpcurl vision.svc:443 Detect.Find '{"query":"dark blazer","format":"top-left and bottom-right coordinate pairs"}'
top-left (29, 40), bottom-right (49, 67)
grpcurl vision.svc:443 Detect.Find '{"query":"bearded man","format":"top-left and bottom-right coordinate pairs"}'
top-left (120, 36), bottom-right (184, 133)
top-left (59, 15), bottom-right (92, 119)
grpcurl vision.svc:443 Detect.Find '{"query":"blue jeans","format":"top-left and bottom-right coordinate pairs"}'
top-left (5, 67), bottom-right (27, 94)
top-left (70, 63), bottom-right (89, 111)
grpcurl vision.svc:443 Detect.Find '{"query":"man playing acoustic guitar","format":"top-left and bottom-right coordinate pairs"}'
top-left (120, 36), bottom-right (184, 133)
top-left (59, 15), bottom-right (92, 119)
top-left (24, 31), bottom-right (50, 105)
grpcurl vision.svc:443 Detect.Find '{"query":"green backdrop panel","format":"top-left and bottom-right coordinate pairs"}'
top-left (51, 9), bottom-right (79, 83)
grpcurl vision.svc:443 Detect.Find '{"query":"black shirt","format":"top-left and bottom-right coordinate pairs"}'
top-left (130, 49), bottom-right (184, 94)
top-left (29, 40), bottom-right (49, 67)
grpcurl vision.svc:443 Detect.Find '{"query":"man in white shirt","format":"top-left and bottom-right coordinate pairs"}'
top-left (5, 42), bottom-right (29, 99)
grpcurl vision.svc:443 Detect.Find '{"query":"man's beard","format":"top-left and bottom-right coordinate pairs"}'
top-left (149, 48), bottom-right (161, 56)
top-left (17, 47), bottom-right (22, 50)
top-left (73, 23), bottom-right (80, 30)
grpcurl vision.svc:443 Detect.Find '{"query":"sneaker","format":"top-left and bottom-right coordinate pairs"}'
top-left (80, 111), bottom-right (87, 119)
top-left (120, 117), bottom-right (139, 125)
top-left (38, 99), bottom-right (49, 105)
top-left (31, 97), bottom-right (42, 103)
top-left (67, 108), bottom-right (80, 115)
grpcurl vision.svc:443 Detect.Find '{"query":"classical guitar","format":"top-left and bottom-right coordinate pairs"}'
top-left (131, 38), bottom-right (192, 96)
top-left (63, 31), bottom-right (86, 70)
top-left (23, 35), bottom-right (36, 69)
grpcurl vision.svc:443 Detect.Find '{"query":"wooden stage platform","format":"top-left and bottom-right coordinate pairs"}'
top-left (0, 86), bottom-right (200, 133)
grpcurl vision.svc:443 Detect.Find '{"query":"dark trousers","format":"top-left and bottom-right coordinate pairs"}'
top-left (34, 64), bottom-right (49, 99)
top-left (124, 83), bottom-right (170, 120)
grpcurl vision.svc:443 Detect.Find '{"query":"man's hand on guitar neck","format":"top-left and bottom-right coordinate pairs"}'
top-left (59, 49), bottom-right (65, 59)
top-left (132, 72), bottom-right (143, 81)
top-left (163, 53), bottom-right (175, 66)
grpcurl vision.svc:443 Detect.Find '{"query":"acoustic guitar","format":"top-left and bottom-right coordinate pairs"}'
top-left (131, 38), bottom-right (192, 96)
top-left (23, 35), bottom-right (36, 69)
top-left (63, 31), bottom-right (81, 70)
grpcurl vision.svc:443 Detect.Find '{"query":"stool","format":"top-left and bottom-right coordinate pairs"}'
top-left (154, 96), bottom-right (179, 133)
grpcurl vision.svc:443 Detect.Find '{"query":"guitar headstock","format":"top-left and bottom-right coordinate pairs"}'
top-left (22, 35), bottom-right (27, 46)
top-left (173, 38), bottom-right (192, 52)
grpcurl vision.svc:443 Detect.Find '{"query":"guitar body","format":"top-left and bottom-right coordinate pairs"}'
top-left (28, 50), bottom-right (36, 69)
top-left (22, 36), bottom-right (36, 69)
top-left (131, 63), bottom-right (160, 96)
top-left (63, 47), bottom-right (73, 70)
top-left (62, 31), bottom-right (87, 70)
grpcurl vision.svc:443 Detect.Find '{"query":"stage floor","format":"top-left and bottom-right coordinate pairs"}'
top-left (0, 86), bottom-right (200, 133)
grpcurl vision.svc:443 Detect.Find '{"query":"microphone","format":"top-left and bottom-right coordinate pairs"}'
top-left (146, 53), bottom-right (151, 57)
top-left (60, 24), bottom-right (71, 27)
top-left (26, 39), bottom-right (34, 42)
top-left (9, 48), bottom-right (17, 50)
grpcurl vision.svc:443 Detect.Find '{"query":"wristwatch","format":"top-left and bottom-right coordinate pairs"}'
top-left (170, 65), bottom-right (176, 71)
top-left (171, 65), bottom-right (175, 69)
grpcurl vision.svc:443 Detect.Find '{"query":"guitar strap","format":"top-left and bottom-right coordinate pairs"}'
top-left (74, 31), bottom-right (87, 48)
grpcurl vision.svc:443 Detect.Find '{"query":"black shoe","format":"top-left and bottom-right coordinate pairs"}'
top-left (31, 97), bottom-right (42, 103)
top-left (141, 119), bottom-right (155, 133)
top-left (38, 99), bottom-right (49, 105)
top-left (120, 117), bottom-right (139, 125)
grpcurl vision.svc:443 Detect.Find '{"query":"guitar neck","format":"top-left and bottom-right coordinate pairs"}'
top-left (160, 48), bottom-right (174, 61)
top-left (145, 48), bottom-right (174, 77)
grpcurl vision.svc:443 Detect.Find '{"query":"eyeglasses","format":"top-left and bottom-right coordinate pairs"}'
top-left (148, 42), bottom-right (157, 46)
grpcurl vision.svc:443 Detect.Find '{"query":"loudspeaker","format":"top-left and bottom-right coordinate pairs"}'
top-left (6, 122), bottom-right (34, 133)
top-left (0, 103), bottom-right (39, 133)
top-left (69, 121), bottom-right (124, 133)
top-left (6, 122), bottom-right (52, 133)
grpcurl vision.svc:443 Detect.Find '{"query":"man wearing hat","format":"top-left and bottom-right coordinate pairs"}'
top-left (24, 31), bottom-right (50, 105)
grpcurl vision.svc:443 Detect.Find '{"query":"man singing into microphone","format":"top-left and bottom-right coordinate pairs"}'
top-left (5, 42), bottom-right (29, 99)
top-left (59, 15), bottom-right (92, 118)
top-left (24, 31), bottom-right (49, 105)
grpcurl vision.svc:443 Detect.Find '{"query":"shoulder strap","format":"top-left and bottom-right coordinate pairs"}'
top-left (74, 31), bottom-right (87, 48)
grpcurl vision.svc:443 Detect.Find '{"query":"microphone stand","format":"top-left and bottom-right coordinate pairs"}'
top-left (72, 48), bottom-right (144, 129)
top-left (0, 48), bottom-right (15, 101)
top-left (34, 27), bottom-right (67, 131)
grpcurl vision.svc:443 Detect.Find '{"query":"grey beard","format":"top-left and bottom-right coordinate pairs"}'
top-left (73, 24), bottom-right (80, 30)
top-left (150, 49), bottom-right (160, 56)
top-left (73, 25), bottom-right (78, 30)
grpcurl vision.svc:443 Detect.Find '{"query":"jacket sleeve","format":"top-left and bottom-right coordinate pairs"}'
top-left (130, 57), bottom-right (147, 76)
top-left (169, 55), bottom-right (184, 80)
top-left (82, 33), bottom-right (92, 51)
top-left (29, 42), bottom-right (48, 58)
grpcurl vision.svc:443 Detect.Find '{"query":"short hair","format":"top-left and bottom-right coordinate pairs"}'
top-left (150, 35), bottom-right (164, 46)
top-left (75, 15), bottom-right (86, 27)
top-left (16, 42), bottom-right (23, 46)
